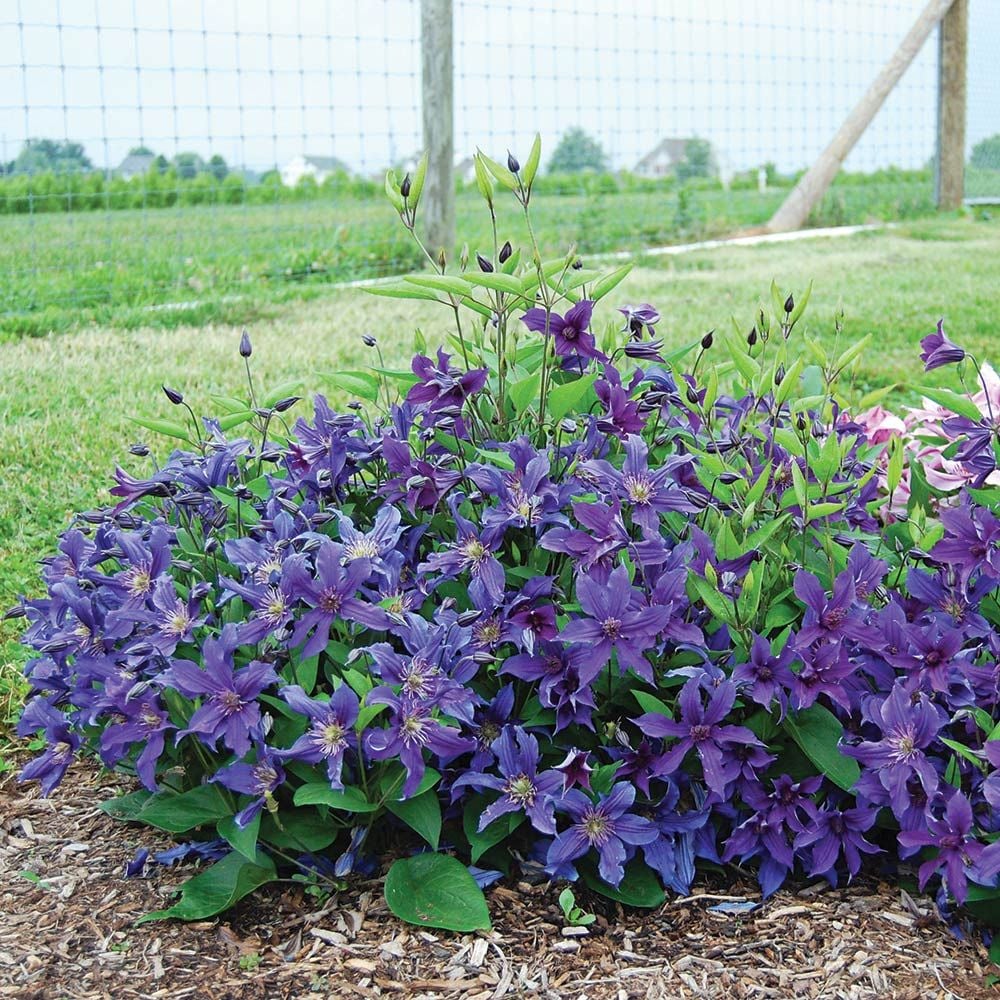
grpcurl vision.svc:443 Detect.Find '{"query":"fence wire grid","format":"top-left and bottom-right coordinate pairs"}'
top-left (1, 0), bottom-right (998, 334)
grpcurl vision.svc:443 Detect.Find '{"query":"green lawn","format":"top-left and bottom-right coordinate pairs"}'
top-left (2, 210), bottom-right (998, 674)
top-left (0, 177), bottom-right (936, 339)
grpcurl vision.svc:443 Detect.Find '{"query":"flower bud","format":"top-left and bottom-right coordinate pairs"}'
top-left (129, 443), bottom-right (150, 457)
top-left (571, 258), bottom-right (583, 270)
top-left (239, 329), bottom-right (253, 358)
top-left (400, 173), bottom-right (411, 198)
top-left (774, 364), bottom-right (786, 386)
top-left (362, 334), bottom-right (377, 347)
top-left (784, 294), bottom-right (794, 314)
top-left (498, 240), bottom-right (513, 263)
top-left (718, 472), bottom-right (741, 485)
top-left (476, 252), bottom-right (494, 273)
top-left (686, 386), bottom-right (700, 405)
top-left (437, 247), bottom-right (447, 270)
top-left (273, 396), bottom-right (301, 413)
top-left (507, 151), bottom-right (520, 173)
top-left (701, 330), bottom-right (714, 350)
top-left (162, 385), bottom-right (184, 405)
top-left (796, 413), bottom-right (808, 433)
top-left (459, 243), bottom-right (469, 270)
top-left (747, 327), bottom-right (758, 347)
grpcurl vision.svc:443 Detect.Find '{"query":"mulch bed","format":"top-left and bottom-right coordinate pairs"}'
top-left (1, 760), bottom-right (996, 999)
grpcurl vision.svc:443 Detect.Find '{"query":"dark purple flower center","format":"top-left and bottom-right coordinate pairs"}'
top-left (580, 808), bottom-right (612, 845)
top-left (312, 719), bottom-right (347, 755)
top-left (756, 664), bottom-right (773, 682)
top-left (320, 589), bottom-right (343, 614)
top-left (217, 689), bottom-right (245, 715)
top-left (925, 650), bottom-right (943, 668)
top-left (601, 617), bottom-right (623, 640)
top-left (821, 607), bottom-right (847, 629)
top-left (563, 325), bottom-right (578, 341)
top-left (690, 723), bottom-right (712, 743)
top-left (504, 773), bottom-right (536, 805)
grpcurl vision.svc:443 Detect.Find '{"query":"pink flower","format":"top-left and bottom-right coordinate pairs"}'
top-left (854, 405), bottom-right (906, 446)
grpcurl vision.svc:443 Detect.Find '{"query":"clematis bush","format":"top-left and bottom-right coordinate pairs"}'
top-left (13, 137), bottom-right (1000, 937)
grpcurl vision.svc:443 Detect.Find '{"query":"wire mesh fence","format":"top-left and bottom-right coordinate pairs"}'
top-left (1, 0), bottom-right (997, 335)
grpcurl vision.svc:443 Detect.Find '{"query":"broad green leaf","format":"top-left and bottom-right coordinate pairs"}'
top-left (463, 795), bottom-right (525, 863)
top-left (217, 813), bottom-right (261, 863)
top-left (632, 690), bottom-right (672, 716)
top-left (324, 371), bottom-right (380, 402)
top-left (473, 153), bottom-right (495, 203)
top-left (131, 417), bottom-right (193, 443)
top-left (387, 788), bottom-right (442, 848)
top-left (783, 704), bottom-right (858, 792)
top-left (406, 274), bottom-right (476, 297)
top-left (137, 850), bottom-right (276, 924)
top-left (384, 854), bottom-right (492, 931)
top-left (522, 132), bottom-right (542, 188)
top-left (261, 379), bottom-right (304, 408)
top-left (259, 809), bottom-right (339, 851)
top-left (138, 784), bottom-right (232, 833)
top-left (940, 737), bottom-right (988, 772)
top-left (546, 374), bottom-right (598, 423)
top-left (788, 279), bottom-right (813, 325)
top-left (591, 264), bottom-right (632, 302)
top-left (509, 371), bottom-right (541, 415)
top-left (462, 272), bottom-right (524, 296)
top-left (293, 783), bottom-right (378, 812)
top-left (409, 151), bottom-right (428, 207)
top-left (581, 859), bottom-right (665, 908)
top-left (689, 573), bottom-right (736, 626)
top-left (217, 409), bottom-right (255, 432)
top-left (365, 282), bottom-right (442, 303)
top-left (384, 169), bottom-right (403, 211)
top-left (100, 789), bottom-right (152, 821)
top-left (913, 384), bottom-right (983, 422)
top-left (477, 149), bottom-right (518, 191)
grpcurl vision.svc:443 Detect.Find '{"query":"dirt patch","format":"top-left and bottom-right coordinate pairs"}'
top-left (0, 760), bottom-right (995, 999)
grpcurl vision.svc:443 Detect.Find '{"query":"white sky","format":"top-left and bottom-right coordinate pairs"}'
top-left (1, 0), bottom-right (998, 174)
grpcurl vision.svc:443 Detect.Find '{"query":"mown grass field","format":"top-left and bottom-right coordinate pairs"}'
top-left (2, 210), bottom-right (998, 698)
top-left (0, 177), bottom-right (939, 339)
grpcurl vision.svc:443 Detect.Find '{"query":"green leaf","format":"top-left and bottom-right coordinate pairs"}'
top-left (522, 132), bottom-right (542, 188)
top-left (138, 785), bottom-right (232, 833)
top-left (384, 854), bottom-right (492, 932)
top-left (462, 272), bottom-right (524, 296)
top-left (261, 379), bottom-right (304, 408)
top-left (689, 573), bottom-right (736, 626)
top-left (477, 149), bottom-right (518, 191)
top-left (940, 737), bottom-right (988, 771)
top-left (463, 795), bottom-right (525, 863)
top-left (783, 704), bottom-right (859, 792)
top-left (293, 783), bottom-right (378, 812)
top-left (409, 151), bottom-right (428, 207)
top-left (788, 280), bottom-right (813, 326)
top-left (473, 153), bottom-right (495, 204)
top-left (217, 813), bottom-right (261, 863)
top-left (632, 690), bottom-right (672, 716)
top-left (581, 859), bottom-right (665, 908)
top-left (913, 384), bottom-right (983, 422)
top-left (509, 371), bottom-right (541, 415)
top-left (100, 789), bottom-right (152, 821)
top-left (137, 850), bottom-right (276, 924)
top-left (384, 169), bottom-right (404, 211)
top-left (387, 788), bottom-right (442, 849)
top-left (324, 371), bottom-right (380, 402)
top-left (217, 409), bottom-right (255, 432)
top-left (131, 417), bottom-right (193, 443)
top-left (406, 274), bottom-right (476, 297)
top-left (546, 374), bottom-right (598, 423)
top-left (259, 809), bottom-right (339, 851)
top-left (591, 264), bottom-right (632, 302)
top-left (365, 282), bottom-right (442, 303)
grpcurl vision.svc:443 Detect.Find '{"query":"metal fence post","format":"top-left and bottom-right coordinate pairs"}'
top-left (937, 0), bottom-right (967, 209)
top-left (421, 0), bottom-right (455, 258)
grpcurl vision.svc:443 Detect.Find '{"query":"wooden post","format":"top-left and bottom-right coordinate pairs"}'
top-left (421, 0), bottom-right (455, 257)
top-left (937, 0), bottom-right (968, 209)
top-left (766, 0), bottom-right (956, 234)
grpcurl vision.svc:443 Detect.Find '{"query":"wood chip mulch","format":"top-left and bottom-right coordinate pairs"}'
top-left (1, 760), bottom-right (997, 1000)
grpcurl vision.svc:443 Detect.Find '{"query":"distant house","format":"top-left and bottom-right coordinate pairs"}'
top-left (116, 151), bottom-right (155, 179)
top-left (280, 154), bottom-right (349, 187)
top-left (633, 139), bottom-right (690, 178)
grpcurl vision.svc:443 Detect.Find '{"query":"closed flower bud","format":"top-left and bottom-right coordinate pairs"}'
top-left (239, 329), bottom-right (253, 357)
top-left (701, 330), bottom-right (715, 350)
top-left (437, 247), bottom-right (447, 270)
top-left (162, 385), bottom-right (184, 405)
top-left (460, 243), bottom-right (469, 270)
top-left (718, 472), bottom-right (741, 484)
top-left (400, 173), bottom-right (411, 198)
top-left (796, 413), bottom-right (808, 433)
top-left (507, 150), bottom-right (520, 173)
top-left (747, 327), bottom-right (758, 346)
top-left (347, 401), bottom-right (363, 410)
top-left (129, 443), bottom-right (149, 457)
top-left (274, 396), bottom-right (301, 413)
top-left (774, 364), bottom-right (786, 385)
top-left (362, 334), bottom-right (377, 347)
top-left (571, 258), bottom-right (583, 270)
top-left (476, 252), bottom-right (494, 273)
top-left (784, 294), bottom-right (794, 314)
top-left (498, 240), bottom-right (513, 263)
top-left (686, 386), bottom-right (700, 405)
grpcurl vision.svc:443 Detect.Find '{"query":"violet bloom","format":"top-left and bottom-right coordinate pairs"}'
top-left (919, 319), bottom-right (965, 372)
top-left (17, 697), bottom-right (83, 795)
top-left (794, 800), bottom-right (881, 881)
top-left (546, 782), bottom-right (658, 887)
top-left (790, 641), bottom-right (855, 712)
top-left (453, 727), bottom-right (564, 834)
top-left (643, 779), bottom-right (718, 896)
top-left (288, 540), bottom-right (390, 657)
top-left (502, 642), bottom-right (601, 731)
top-left (560, 565), bottom-right (672, 682)
top-left (731, 633), bottom-right (796, 718)
top-left (580, 435), bottom-right (696, 532)
top-left (521, 300), bottom-right (605, 361)
top-left (212, 746), bottom-right (286, 828)
top-left (637, 676), bottom-right (762, 795)
top-left (364, 692), bottom-right (474, 798)
top-left (554, 749), bottom-right (594, 791)
top-left (594, 366), bottom-right (646, 436)
top-left (276, 683), bottom-right (359, 788)
top-left (468, 685), bottom-right (516, 771)
top-left (336, 504), bottom-right (404, 567)
top-left (167, 626), bottom-right (279, 756)
top-left (898, 792), bottom-right (1000, 905)
top-left (794, 569), bottom-right (860, 647)
top-left (619, 303), bottom-right (660, 339)
top-left (723, 812), bottom-right (794, 898)
top-left (99, 692), bottom-right (173, 790)
top-left (842, 684), bottom-right (941, 816)
top-left (930, 502), bottom-right (1000, 584)
top-left (407, 349), bottom-right (489, 412)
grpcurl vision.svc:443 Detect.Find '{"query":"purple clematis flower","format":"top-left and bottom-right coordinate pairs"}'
top-left (212, 746), bottom-right (286, 828)
top-left (919, 319), bottom-right (965, 372)
top-left (521, 300), bottom-right (605, 361)
top-left (898, 792), bottom-right (1000, 904)
top-left (17, 697), bottom-right (83, 795)
top-left (794, 569), bottom-right (861, 647)
top-left (842, 683), bottom-right (942, 816)
top-left (560, 565), bottom-right (672, 682)
top-left (453, 727), bottom-right (564, 834)
top-left (731, 633), bottom-right (796, 718)
top-left (930, 502), bottom-right (1000, 584)
top-left (546, 782), bottom-right (658, 887)
top-left (336, 504), bottom-right (404, 567)
top-left (619, 303), bottom-right (660, 339)
top-left (637, 676), bottom-right (762, 794)
top-left (276, 683), bottom-right (359, 788)
top-left (99, 691), bottom-right (174, 790)
top-left (794, 800), bottom-right (882, 882)
top-left (364, 691), bottom-right (474, 799)
top-left (167, 626), bottom-right (279, 756)
top-left (790, 641), bottom-right (855, 712)
top-left (288, 540), bottom-right (390, 657)
top-left (407, 349), bottom-right (488, 412)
